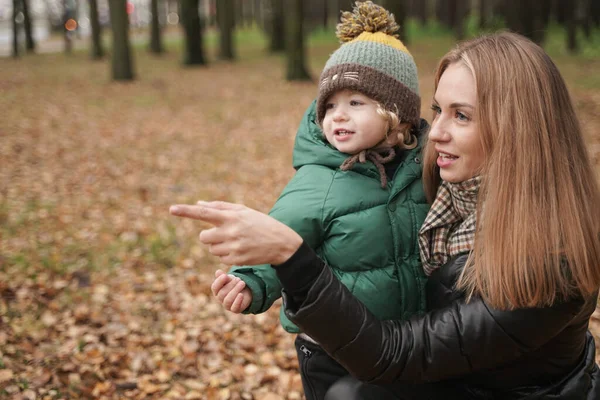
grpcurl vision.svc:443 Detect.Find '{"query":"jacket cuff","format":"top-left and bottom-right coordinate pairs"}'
top-left (273, 241), bottom-right (325, 298)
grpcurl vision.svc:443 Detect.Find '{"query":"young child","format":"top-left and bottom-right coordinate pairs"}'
top-left (211, 2), bottom-right (429, 399)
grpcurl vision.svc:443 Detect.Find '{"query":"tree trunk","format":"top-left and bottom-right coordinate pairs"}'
top-left (269, 0), bottom-right (285, 52)
top-left (253, 0), bottom-right (262, 28)
top-left (436, 0), bottom-right (465, 38)
top-left (285, 0), bottom-right (310, 81)
top-left (323, 0), bottom-right (329, 28)
top-left (334, 0), bottom-right (343, 22)
top-left (503, 0), bottom-right (547, 45)
top-left (591, 0), bottom-right (600, 28)
top-left (505, 0), bottom-right (524, 35)
top-left (566, 19), bottom-right (578, 53)
top-left (435, 0), bottom-right (451, 28)
top-left (22, 0), bottom-right (35, 52)
top-left (531, 0), bottom-right (551, 45)
top-left (579, 0), bottom-right (591, 40)
top-left (243, 0), bottom-right (252, 26)
top-left (12, 0), bottom-right (19, 57)
top-left (234, 0), bottom-right (243, 28)
top-left (108, 0), bottom-right (135, 80)
top-left (218, 0), bottom-right (235, 59)
top-left (555, 0), bottom-right (567, 25)
top-left (181, 0), bottom-right (206, 65)
top-left (385, 0), bottom-right (408, 44)
top-left (89, 0), bottom-right (104, 58)
top-left (149, 0), bottom-right (163, 53)
top-left (479, 0), bottom-right (489, 30)
top-left (563, 0), bottom-right (579, 53)
top-left (416, 0), bottom-right (427, 26)
top-left (462, 0), bottom-right (471, 40)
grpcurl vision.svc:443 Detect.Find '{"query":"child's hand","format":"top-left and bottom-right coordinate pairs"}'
top-left (211, 269), bottom-right (252, 313)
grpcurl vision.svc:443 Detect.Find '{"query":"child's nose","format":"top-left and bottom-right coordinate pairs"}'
top-left (332, 106), bottom-right (348, 121)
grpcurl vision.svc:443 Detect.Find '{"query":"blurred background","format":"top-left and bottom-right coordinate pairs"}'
top-left (1, 1), bottom-right (599, 399)
top-left (3, 0), bottom-right (600, 61)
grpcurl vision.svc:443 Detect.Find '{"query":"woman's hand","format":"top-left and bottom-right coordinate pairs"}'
top-left (169, 201), bottom-right (303, 266)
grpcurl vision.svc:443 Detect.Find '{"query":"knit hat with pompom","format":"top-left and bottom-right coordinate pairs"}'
top-left (317, 1), bottom-right (420, 127)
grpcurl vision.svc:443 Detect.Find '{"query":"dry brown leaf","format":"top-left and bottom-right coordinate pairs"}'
top-left (0, 369), bottom-right (14, 383)
top-left (185, 390), bottom-right (204, 400)
top-left (260, 392), bottom-right (284, 400)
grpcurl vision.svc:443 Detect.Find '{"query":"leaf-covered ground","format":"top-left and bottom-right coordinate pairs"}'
top-left (1, 28), bottom-right (600, 399)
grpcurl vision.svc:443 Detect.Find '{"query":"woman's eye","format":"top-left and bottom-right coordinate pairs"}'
top-left (350, 100), bottom-right (362, 106)
top-left (430, 104), bottom-right (441, 114)
top-left (456, 111), bottom-right (470, 121)
top-left (325, 103), bottom-right (334, 110)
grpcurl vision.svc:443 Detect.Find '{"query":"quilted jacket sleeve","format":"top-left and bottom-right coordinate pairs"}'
top-left (229, 166), bottom-right (332, 314)
top-left (278, 243), bottom-right (586, 384)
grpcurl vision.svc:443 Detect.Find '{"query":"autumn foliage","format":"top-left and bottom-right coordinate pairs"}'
top-left (1, 35), bottom-right (599, 399)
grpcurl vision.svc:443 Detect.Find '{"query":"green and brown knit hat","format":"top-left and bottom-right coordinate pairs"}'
top-left (317, 1), bottom-right (420, 127)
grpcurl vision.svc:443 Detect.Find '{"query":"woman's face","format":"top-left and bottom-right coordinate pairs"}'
top-left (429, 62), bottom-right (484, 183)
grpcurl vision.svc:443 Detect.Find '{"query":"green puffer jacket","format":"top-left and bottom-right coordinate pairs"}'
top-left (229, 100), bottom-right (430, 333)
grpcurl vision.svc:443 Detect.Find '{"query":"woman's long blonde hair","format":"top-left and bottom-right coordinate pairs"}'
top-left (423, 32), bottom-right (600, 309)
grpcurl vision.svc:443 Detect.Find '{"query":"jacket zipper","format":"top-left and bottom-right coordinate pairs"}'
top-left (299, 344), bottom-right (317, 399)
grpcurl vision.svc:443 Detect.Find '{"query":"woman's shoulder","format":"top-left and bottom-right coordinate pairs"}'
top-left (426, 253), bottom-right (470, 307)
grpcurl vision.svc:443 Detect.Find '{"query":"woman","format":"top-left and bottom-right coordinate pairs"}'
top-left (170, 32), bottom-right (600, 399)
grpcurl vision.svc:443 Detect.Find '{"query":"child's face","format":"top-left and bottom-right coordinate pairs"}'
top-left (322, 90), bottom-right (393, 154)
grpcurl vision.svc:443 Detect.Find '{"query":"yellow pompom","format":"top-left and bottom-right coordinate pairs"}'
top-left (336, 1), bottom-right (399, 43)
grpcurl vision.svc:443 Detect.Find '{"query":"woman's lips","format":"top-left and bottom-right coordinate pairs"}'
top-left (437, 152), bottom-right (458, 168)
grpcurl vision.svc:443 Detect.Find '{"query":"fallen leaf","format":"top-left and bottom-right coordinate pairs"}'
top-left (0, 369), bottom-right (14, 383)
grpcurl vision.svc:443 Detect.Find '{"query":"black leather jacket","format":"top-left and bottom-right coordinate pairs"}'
top-left (276, 242), bottom-right (600, 399)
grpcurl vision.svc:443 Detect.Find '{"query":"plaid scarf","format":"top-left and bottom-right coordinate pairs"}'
top-left (418, 176), bottom-right (481, 275)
